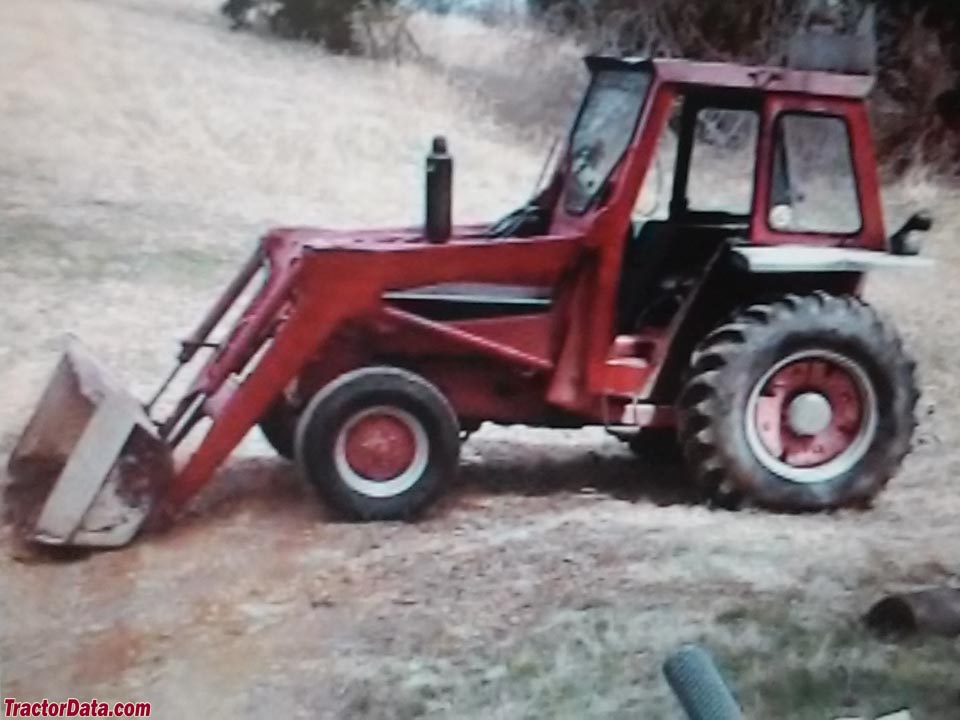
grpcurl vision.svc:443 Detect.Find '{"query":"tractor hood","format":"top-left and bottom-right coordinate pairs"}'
top-left (261, 224), bottom-right (492, 251)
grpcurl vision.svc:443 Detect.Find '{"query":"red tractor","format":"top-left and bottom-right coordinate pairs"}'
top-left (7, 55), bottom-right (932, 548)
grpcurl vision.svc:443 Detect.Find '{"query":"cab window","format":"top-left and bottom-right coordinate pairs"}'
top-left (768, 113), bottom-right (861, 234)
top-left (564, 69), bottom-right (652, 215)
top-left (685, 108), bottom-right (759, 215)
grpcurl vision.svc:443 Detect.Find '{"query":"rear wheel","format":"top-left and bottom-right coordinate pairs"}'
top-left (295, 367), bottom-right (460, 520)
top-left (678, 293), bottom-right (918, 511)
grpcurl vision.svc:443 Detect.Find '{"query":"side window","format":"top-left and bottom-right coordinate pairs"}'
top-left (633, 100), bottom-right (680, 220)
top-left (769, 114), bottom-right (861, 234)
top-left (686, 108), bottom-right (759, 215)
top-left (565, 70), bottom-right (652, 215)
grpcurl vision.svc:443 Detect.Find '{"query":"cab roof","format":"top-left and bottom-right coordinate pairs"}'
top-left (585, 56), bottom-right (875, 99)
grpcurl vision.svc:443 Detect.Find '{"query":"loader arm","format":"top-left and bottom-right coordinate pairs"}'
top-left (6, 229), bottom-right (583, 547)
top-left (162, 231), bottom-right (583, 511)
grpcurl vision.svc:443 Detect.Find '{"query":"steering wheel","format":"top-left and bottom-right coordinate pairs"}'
top-left (488, 203), bottom-right (538, 238)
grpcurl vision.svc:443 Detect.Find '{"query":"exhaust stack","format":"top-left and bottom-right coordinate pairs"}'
top-left (425, 135), bottom-right (452, 243)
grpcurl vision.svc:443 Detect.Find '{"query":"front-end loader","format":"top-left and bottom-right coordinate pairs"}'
top-left (5, 55), bottom-right (933, 548)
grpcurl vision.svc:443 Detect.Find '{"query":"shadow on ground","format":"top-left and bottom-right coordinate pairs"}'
top-left (456, 442), bottom-right (697, 507)
top-left (185, 432), bottom-right (700, 524)
top-left (2, 432), bottom-right (700, 562)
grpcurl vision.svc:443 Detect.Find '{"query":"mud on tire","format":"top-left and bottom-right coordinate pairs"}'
top-left (678, 293), bottom-right (919, 511)
top-left (295, 366), bottom-right (460, 521)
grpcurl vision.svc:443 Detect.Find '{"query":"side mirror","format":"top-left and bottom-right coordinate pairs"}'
top-left (890, 211), bottom-right (933, 256)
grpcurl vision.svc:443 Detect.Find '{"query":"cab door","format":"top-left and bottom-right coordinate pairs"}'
top-left (751, 94), bottom-right (886, 250)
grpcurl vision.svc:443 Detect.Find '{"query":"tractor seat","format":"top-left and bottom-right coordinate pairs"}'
top-left (385, 283), bottom-right (552, 321)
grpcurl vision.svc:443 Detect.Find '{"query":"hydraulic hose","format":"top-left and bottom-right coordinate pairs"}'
top-left (663, 645), bottom-right (743, 720)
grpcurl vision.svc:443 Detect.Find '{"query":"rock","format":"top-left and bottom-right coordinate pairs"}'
top-left (865, 589), bottom-right (960, 637)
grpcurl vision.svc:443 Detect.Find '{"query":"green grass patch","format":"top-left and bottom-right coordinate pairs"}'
top-left (712, 601), bottom-right (959, 719)
top-left (335, 602), bottom-right (959, 719)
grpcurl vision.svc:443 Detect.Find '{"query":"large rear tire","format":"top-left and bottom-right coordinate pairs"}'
top-left (295, 367), bottom-right (460, 521)
top-left (678, 293), bottom-right (918, 511)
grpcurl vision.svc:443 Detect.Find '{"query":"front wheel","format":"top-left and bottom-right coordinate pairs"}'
top-left (295, 367), bottom-right (460, 520)
top-left (259, 400), bottom-right (297, 460)
top-left (679, 293), bottom-right (919, 511)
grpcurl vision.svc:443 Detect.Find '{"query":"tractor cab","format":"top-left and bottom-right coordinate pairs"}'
top-left (413, 55), bottom-right (914, 349)
top-left (516, 56), bottom-right (931, 415)
top-left (547, 56), bottom-right (884, 244)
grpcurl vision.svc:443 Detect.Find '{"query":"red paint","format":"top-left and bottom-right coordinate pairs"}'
top-left (163, 233), bottom-right (581, 509)
top-left (602, 358), bottom-right (652, 397)
top-left (383, 307), bottom-right (554, 372)
top-left (753, 358), bottom-right (864, 467)
top-left (343, 412), bottom-right (417, 481)
top-left (179, 245), bottom-right (263, 363)
top-left (751, 95), bottom-right (887, 250)
top-left (405, 361), bottom-right (553, 424)
top-left (449, 314), bottom-right (556, 364)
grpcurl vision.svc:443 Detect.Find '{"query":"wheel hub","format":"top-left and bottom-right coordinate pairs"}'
top-left (343, 411), bottom-right (417, 481)
top-left (786, 392), bottom-right (833, 436)
top-left (745, 350), bottom-right (878, 484)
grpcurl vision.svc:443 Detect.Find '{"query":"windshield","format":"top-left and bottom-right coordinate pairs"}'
top-left (563, 68), bottom-right (652, 215)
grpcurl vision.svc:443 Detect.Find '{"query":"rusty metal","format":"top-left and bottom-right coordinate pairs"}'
top-left (6, 338), bottom-right (172, 546)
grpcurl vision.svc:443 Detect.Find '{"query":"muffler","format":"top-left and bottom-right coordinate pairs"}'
top-left (4, 337), bottom-right (172, 547)
top-left (425, 135), bottom-right (452, 243)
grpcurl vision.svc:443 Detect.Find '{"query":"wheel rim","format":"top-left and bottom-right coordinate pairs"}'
top-left (744, 349), bottom-right (878, 485)
top-left (334, 406), bottom-right (429, 498)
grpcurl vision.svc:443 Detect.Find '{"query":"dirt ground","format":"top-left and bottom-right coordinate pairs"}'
top-left (1, 1), bottom-right (959, 718)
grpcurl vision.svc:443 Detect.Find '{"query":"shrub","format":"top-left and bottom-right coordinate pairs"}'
top-left (530, 0), bottom-right (960, 172)
top-left (221, 0), bottom-right (407, 54)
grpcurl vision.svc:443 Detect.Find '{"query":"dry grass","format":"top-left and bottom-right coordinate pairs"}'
top-left (0, 0), bottom-right (549, 438)
top-left (1, 2), bottom-right (960, 718)
top-left (407, 11), bottom-right (587, 145)
top-left (334, 601), bottom-right (959, 719)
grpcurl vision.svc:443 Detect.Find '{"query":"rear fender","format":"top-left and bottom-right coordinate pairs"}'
top-left (645, 247), bottom-right (910, 405)
top-left (731, 246), bottom-right (934, 273)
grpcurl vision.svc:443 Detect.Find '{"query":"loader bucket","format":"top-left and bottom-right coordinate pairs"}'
top-left (4, 338), bottom-right (172, 548)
